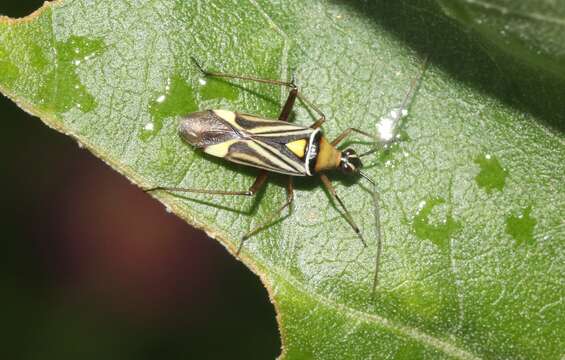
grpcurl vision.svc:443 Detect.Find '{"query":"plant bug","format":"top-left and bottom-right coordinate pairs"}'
top-left (147, 56), bottom-right (428, 290)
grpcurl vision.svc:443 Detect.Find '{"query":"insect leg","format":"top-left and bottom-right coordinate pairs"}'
top-left (192, 56), bottom-right (296, 89)
top-left (278, 88), bottom-right (298, 121)
top-left (191, 57), bottom-right (326, 126)
top-left (237, 176), bottom-right (294, 254)
top-left (282, 90), bottom-right (326, 128)
top-left (308, 116), bottom-right (326, 129)
top-left (331, 128), bottom-right (376, 146)
top-left (319, 174), bottom-right (367, 247)
top-left (295, 93), bottom-right (326, 129)
top-left (145, 170), bottom-right (269, 196)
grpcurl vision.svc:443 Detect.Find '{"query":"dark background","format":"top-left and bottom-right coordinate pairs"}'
top-left (0, 1), bottom-right (280, 358)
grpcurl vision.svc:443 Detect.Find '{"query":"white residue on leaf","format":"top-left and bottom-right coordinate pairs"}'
top-left (376, 116), bottom-right (395, 142)
top-left (375, 107), bottom-right (409, 145)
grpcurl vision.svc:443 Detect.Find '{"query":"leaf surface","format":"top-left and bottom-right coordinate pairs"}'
top-left (1, 0), bottom-right (563, 358)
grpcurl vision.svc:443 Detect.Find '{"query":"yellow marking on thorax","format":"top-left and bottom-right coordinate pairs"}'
top-left (286, 139), bottom-right (307, 158)
top-left (204, 139), bottom-right (238, 158)
top-left (315, 136), bottom-right (341, 172)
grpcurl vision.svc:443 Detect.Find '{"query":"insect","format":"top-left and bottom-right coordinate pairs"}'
top-left (148, 57), bottom-right (428, 290)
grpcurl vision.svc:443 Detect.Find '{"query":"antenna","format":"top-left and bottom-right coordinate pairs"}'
top-left (371, 186), bottom-right (382, 296)
top-left (375, 55), bottom-right (430, 147)
top-left (359, 148), bottom-right (379, 159)
top-left (359, 171), bottom-right (375, 185)
top-left (359, 171), bottom-right (381, 295)
top-left (400, 55), bottom-right (430, 113)
top-left (370, 55), bottom-right (430, 297)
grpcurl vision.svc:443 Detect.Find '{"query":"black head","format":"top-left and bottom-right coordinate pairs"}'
top-left (339, 148), bottom-right (363, 175)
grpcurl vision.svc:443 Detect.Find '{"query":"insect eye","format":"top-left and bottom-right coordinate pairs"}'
top-left (338, 160), bottom-right (354, 174)
top-left (343, 149), bottom-right (362, 171)
top-left (350, 157), bottom-right (362, 169)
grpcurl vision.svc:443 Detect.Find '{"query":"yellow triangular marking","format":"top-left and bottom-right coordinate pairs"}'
top-left (286, 139), bottom-right (307, 158)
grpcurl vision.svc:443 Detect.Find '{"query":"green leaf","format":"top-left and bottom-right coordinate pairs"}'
top-left (436, 0), bottom-right (565, 131)
top-left (1, 0), bottom-right (563, 358)
top-left (437, 0), bottom-right (565, 78)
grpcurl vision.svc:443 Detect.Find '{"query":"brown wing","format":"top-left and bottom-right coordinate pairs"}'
top-left (178, 110), bottom-right (240, 148)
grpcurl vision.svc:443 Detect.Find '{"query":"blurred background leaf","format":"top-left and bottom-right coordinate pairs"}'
top-left (437, 0), bottom-right (565, 74)
top-left (1, 0), bottom-right (563, 359)
top-left (437, 0), bottom-right (565, 130)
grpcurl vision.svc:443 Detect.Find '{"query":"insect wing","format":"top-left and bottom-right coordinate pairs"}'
top-left (213, 111), bottom-right (318, 176)
top-left (179, 110), bottom-right (241, 148)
